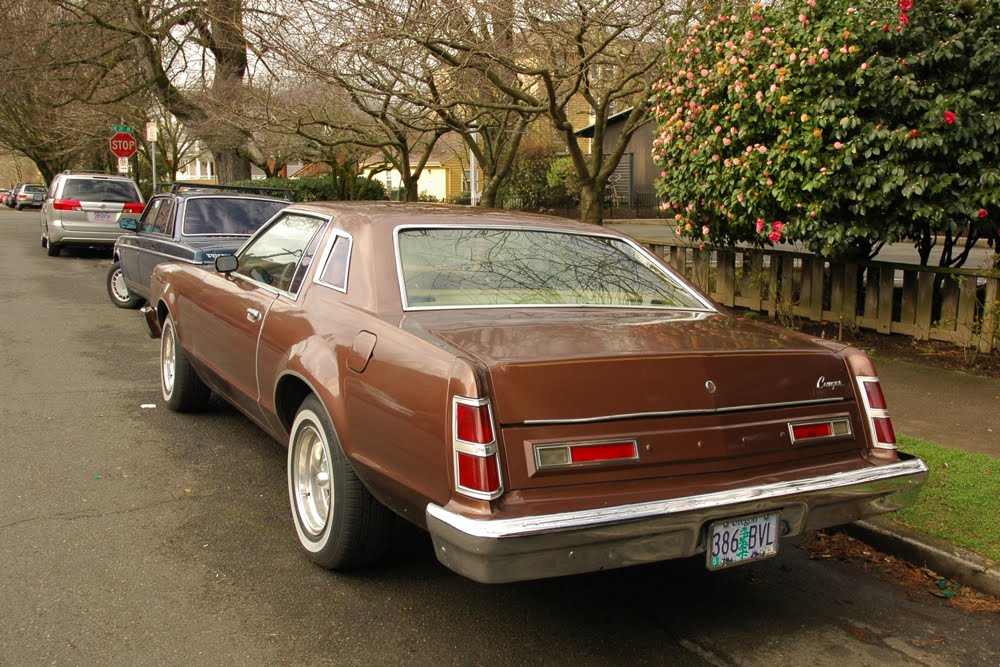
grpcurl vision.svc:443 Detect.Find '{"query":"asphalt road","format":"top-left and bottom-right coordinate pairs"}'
top-left (1, 206), bottom-right (997, 666)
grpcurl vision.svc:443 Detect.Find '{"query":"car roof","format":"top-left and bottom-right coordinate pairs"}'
top-left (287, 202), bottom-right (615, 235)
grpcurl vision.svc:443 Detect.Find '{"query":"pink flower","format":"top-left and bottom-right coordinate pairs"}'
top-left (834, 141), bottom-right (843, 150)
top-left (899, 13), bottom-right (909, 25)
top-left (978, 209), bottom-right (988, 219)
top-left (799, 13), bottom-right (809, 24)
top-left (715, 125), bottom-right (723, 133)
top-left (861, 62), bottom-right (868, 71)
top-left (943, 110), bottom-right (957, 125)
top-left (757, 145), bottom-right (767, 154)
top-left (772, 222), bottom-right (784, 233)
top-left (702, 225), bottom-right (711, 236)
top-left (756, 219), bottom-right (765, 232)
top-left (723, 137), bottom-right (732, 146)
top-left (768, 231), bottom-right (781, 242)
top-left (712, 154), bottom-right (721, 161)
top-left (660, 171), bottom-right (667, 178)
top-left (899, 0), bottom-right (913, 10)
top-left (766, 178), bottom-right (773, 185)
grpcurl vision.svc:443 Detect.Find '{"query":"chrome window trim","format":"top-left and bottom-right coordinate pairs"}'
top-left (427, 456), bottom-right (930, 540)
top-left (233, 210), bottom-right (333, 302)
top-left (312, 226), bottom-right (354, 294)
top-left (856, 376), bottom-right (897, 450)
top-left (178, 196), bottom-right (288, 237)
top-left (534, 438), bottom-right (639, 470)
top-left (522, 397), bottom-right (845, 426)
top-left (786, 417), bottom-right (853, 445)
top-left (392, 224), bottom-right (717, 313)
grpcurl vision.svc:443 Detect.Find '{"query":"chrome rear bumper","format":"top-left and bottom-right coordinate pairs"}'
top-left (425, 454), bottom-right (928, 583)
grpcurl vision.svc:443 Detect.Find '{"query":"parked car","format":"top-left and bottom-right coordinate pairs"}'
top-left (141, 203), bottom-right (927, 583)
top-left (41, 171), bottom-right (144, 257)
top-left (13, 183), bottom-right (47, 210)
top-left (4, 184), bottom-right (22, 208)
top-left (107, 183), bottom-right (290, 309)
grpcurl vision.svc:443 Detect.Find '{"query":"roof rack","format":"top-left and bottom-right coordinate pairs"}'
top-left (162, 182), bottom-right (294, 201)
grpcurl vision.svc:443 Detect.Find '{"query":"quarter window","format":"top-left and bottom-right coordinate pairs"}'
top-left (319, 234), bottom-right (351, 291)
top-left (237, 213), bottom-right (326, 293)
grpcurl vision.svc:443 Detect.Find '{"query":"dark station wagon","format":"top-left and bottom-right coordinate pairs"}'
top-left (107, 183), bottom-right (290, 308)
top-left (141, 202), bottom-right (927, 583)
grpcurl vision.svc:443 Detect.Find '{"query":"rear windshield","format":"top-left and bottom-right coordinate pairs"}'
top-left (61, 179), bottom-right (140, 202)
top-left (24, 185), bottom-right (45, 193)
top-left (397, 228), bottom-right (708, 309)
top-left (181, 198), bottom-right (287, 236)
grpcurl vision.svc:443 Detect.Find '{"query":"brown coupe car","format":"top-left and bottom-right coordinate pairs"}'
top-left (141, 202), bottom-right (927, 583)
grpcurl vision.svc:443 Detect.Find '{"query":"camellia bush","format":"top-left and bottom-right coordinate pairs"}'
top-left (653, 0), bottom-right (1000, 265)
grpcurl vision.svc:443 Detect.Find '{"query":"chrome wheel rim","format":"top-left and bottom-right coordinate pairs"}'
top-left (293, 424), bottom-right (332, 536)
top-left (162, 322), bottom-right (176, 397)
top-left (110, 267), bottom-right (130, 302)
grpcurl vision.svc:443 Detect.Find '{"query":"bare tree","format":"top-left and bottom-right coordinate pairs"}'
top-left (343, 0), bottom-right (698, 223)
top-left (48, 0), bottom-right (287, 182)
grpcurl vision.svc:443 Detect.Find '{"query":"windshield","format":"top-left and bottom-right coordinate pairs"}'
top-left (397, 228), bottom-right (708, 309)
top-left (182, 198), bottom-right (287, 236)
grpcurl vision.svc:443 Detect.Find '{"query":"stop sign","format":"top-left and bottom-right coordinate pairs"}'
top-left (109, 131), bottom-right (137, 159)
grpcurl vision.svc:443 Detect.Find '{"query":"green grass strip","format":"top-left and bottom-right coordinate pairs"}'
top-left (892, 435), bottom-right (1000, 562)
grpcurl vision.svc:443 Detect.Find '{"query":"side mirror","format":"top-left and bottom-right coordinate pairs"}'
top-left (119, 214), bottom-right (140, 231)
top-left (215, 255), bottom-right (238, 274)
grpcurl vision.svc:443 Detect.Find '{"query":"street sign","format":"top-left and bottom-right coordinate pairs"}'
top-left (112, 124), bottom-right (135, 134)
top-left (145, 122), bottom-right (158, 142)
top-left (110, 131), bottom-right (137, 159)
top-left (117, 157), bottom-right (129, 174)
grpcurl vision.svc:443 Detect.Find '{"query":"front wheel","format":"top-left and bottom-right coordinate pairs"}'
top-left (288, 395), bottom-right (393, 570)
top-left (106, 261), bottom-right (144, 309)
top-left (160, 314), bottom-right (210, 412)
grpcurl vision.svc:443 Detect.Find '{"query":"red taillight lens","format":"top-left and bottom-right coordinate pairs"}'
top-left (873, 417), bottom-right (896, 445)
top-left (863, 381), bottom-right (887, 410)
top-left (456, 401), bottom-right (494, 444)
top-left (53, 199), bottom-right (82, 211)
top-left (858, 377), bottom-right (897, 449)
top-left (792, 422), bottom-right (833, 440)
top-left (536, 440), bottom-right (639, 469)
top-left (452, 396), bottom-right (502, 499)
top-left (457, 452), bottom-right (501, 494)
top-left (570, 441), bottom-right (637, 463)
top-left (123, 202), bottom-right (145, 214)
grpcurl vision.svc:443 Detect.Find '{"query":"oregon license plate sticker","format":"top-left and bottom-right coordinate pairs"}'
top-left (94, 212), bottom-right (112, 222)
top-left (707, 512), bottom-right (780, 570)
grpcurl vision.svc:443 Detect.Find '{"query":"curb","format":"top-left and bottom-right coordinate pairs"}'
top-left (841, 516), bottom-right (1000, 598)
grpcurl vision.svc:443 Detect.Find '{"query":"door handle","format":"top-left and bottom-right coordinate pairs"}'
top-left (246, 308), bottom-right (261, 322)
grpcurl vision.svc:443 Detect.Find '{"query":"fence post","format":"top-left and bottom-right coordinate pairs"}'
top-left (980, 276), bottom-right (1000, 353)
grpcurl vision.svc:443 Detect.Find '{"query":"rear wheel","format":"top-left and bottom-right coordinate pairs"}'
top-left (160, 314), bottom-right (210, 412)
top-left (288, 395), bottom-right (394, 570)
top-left (46, 241), bottom-right (60, 257)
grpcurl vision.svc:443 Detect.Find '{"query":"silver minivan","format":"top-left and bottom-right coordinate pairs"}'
top-left (41, 172), bottom-right (145, 257)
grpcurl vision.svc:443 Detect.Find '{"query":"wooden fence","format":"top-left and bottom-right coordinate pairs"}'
top-left (638, 241), bottom-right (1000, 353)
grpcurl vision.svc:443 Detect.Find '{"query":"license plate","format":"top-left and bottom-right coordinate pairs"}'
top-left (94, 212), bottom-right (112, 222)
top-left (33, 194), bottom-right (43, 201)
top-left (706, 511), bottom-right (779, 570)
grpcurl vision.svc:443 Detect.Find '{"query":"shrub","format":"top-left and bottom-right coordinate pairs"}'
top-left (653, 0), bottom-right (1000, 264)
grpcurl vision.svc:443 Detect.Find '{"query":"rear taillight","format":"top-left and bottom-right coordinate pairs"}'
top-left (788, 418), bottom-right (851, 444)
top-left (452, 396), bottom-right (503, 499)
top-left (535, 440), bottom-right (639, 469)
top-left (857, 377), bottom-right (896, 449)
top-left (53, 199), bottom-right (82, 211)
top-left (123, 202), bottom-right (145, 214)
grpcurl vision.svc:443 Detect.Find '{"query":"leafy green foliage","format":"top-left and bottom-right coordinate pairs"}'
top-left (653, 0), bottom-right (1000, 264)
top-left (496, 152), bottom-right (571, 208)
top-left (225, 176), bottom-right (385, 203)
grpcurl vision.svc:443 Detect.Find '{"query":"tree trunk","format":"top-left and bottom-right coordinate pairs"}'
top-left (578, 184), bottom-right (604, 225)
top-left (212, 149), bottom-right (251, 183)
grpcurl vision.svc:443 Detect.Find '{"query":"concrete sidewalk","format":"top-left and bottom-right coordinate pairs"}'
top-left (874, 356), bottom-right (1000, 458)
